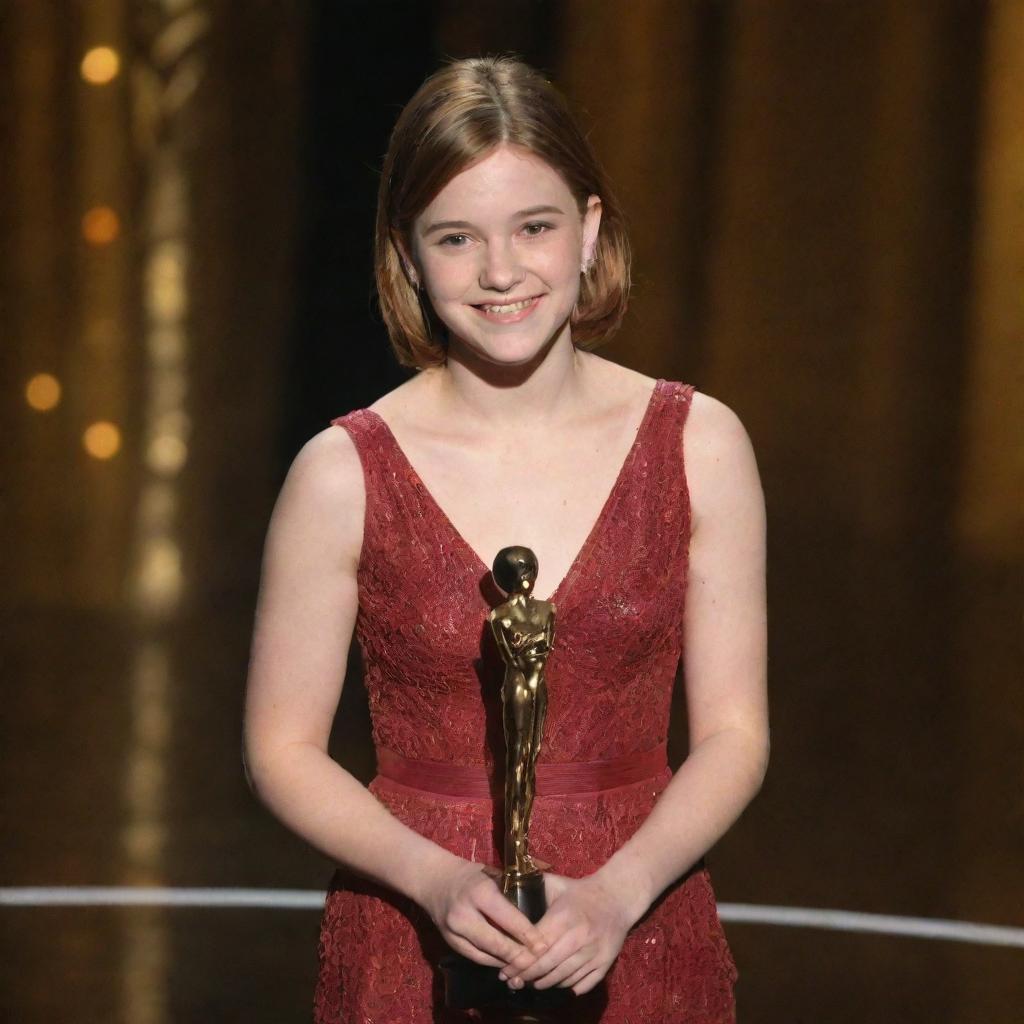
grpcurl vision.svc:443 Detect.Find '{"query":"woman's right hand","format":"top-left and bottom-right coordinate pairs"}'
top-left (419, 857), bottom-right (549, 974)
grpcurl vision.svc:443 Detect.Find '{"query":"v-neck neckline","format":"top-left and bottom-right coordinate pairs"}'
top-left (364, 379), bottom-right (665, 607)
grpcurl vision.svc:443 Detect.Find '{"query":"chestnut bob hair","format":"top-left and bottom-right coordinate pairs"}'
top-left (375, 55), bottom-right (632, 370)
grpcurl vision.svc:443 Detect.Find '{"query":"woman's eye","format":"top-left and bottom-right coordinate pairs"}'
top-left (523, 222), bottom-right (553, 236)
top-left (439, 233), bottom-right (469, 247)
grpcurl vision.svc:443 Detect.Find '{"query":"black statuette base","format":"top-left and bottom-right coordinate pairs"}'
top-left (439, 872), bottom-right (573, 1021)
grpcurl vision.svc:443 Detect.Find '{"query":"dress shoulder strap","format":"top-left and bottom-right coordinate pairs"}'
top-left (328, 406), bottom-right (489, 600)
top-left (646, 380), bottom-right (696, 456)
top-left (659, 379), bottom-right (696, 420)
top-left (328, 408), bottom-right (398, 559)
top-left (330, 407), bottom-right (375, 447)
top-left (329, 407), bottom-right (394, 479)
top-left (640, 379), bottom-right (697, 546)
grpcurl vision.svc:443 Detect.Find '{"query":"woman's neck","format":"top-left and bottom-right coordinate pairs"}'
top-left (432, 339), bottom-right (594, 432)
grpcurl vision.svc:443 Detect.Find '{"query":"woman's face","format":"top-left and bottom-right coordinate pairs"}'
top-left (409, 143), bottom-right (601, 367)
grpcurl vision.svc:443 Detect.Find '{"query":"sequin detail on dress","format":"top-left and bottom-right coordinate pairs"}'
top-left (314, 380), bottom-right (738, 1023)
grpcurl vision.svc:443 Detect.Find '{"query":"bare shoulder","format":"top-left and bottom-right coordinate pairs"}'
top-left (365, 371), bottom-right (435, 426)
top-left (269, 423), bottom-right (366, 572)
top-left (683, 390), bottom-right (765, 533)
top-left (288, 423), bottom-right (364, 504)
top-left (580, 351), bottom-right (658, 407)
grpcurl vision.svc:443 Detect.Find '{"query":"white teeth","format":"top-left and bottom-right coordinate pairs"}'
top-left (479, 297), bottom-right (535, 314)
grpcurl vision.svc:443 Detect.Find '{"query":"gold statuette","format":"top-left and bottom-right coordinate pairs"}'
top-left (440, 546), bottom-right (571, 1020)
top-left (489, 545), bottom-right (555, 904)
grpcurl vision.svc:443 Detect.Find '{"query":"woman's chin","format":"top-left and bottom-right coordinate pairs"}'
top-left (447, 322), bottom-right (572, 371)
top-left (453, 341), bottom-right (557, 375)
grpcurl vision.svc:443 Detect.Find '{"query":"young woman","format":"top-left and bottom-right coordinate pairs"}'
top-left (243, 55), bottom-right (768, 1023)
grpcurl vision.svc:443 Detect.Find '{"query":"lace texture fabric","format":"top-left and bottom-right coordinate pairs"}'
top-left (314, 380), bottom-right (738, 1023)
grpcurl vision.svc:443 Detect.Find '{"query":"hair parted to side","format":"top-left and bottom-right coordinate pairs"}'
top-left (374, 54), bottom-right (632, 370)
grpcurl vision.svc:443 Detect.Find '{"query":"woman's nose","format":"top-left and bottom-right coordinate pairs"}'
top-left (479, 241), bottom-right (524, 292)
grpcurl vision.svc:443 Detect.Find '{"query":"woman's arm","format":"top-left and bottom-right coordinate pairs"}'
top-left (502, 392), bottom-right (769, 994)
top-left (595, 390), bottom-right (770, 917)
top-left (242, 427), bottom-right (549, 971)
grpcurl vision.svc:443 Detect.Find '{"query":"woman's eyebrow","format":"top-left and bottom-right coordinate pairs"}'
top-left (515, 205), bottom-right (565, 218)
top-left (422, 205), bottom-right (566, 236)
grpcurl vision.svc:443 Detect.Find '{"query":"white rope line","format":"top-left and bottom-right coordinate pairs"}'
top-left (0, 887), bottom-right (323, 909)
top-left (717, 903), bottom-right (1024, 949)
top-left (1, 888), bottom-right (1021, 949)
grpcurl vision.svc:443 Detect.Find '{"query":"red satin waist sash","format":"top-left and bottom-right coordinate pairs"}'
top-left (374, 741), bottom-right (669, 799)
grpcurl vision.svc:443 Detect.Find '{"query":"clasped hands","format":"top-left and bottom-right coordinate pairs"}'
top-left (424, 858), bottom-right (646, 998)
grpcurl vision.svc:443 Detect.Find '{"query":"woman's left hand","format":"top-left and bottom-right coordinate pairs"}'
top-left (497, 871), bottom-right (642, 996)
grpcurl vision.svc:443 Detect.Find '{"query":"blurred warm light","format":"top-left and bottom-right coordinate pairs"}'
top-left (152, 371), bottom-right (187, 409)
top-left (121, 641), bottom-right (170, 1019)
top-left (149, 326), bottom-right (185, 364)
top-left (26, 373), bottom-right (61, 411)
top-left (83, 420), bottom-right (122, 459)
top-left (126, 749), bottom-right (167, 811)
top-left (122, 820), bottom-right (167, 866)
top-left (147, 434), bottom-right (188, 475)
top-left (137, 538), bottom-right (183, 610)
top-left (154, 409), bottom-right (191, 437)
top-left (138, 480), bottom-right (177, 533)
top-left (80, 46), bottom-right (121, 85)
top-left (148, 242), bottom-right (187, 319)
top-left (82, 205), bottom-right (121, 245)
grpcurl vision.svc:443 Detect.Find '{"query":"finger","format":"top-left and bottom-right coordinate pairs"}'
top-left (465, 921), bottom-right (535, 967)
top-left (533, 945), bottom-right (595, 990)
top-left (572, 966), bottom-right (605, 996)
top-left (498, 944), bottom-right (540, 979)
top-left (461, 907), bottom-right (541, 967)
top-left (512, 931), bottom-right (583, 983)
top-left (477, 886), bottom-right (549, 956)
top-left (559, 960), bottom-right (594, 990)
top-left (443, 930), bottom-right (507, 969)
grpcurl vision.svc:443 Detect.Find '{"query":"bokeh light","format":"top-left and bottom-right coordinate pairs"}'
top-left (83, 420), bottom-right (122, 459)
top-left (136, 538), bottom-right (183, 612)
top-left (26, 373), bottom-right (62, 411)
top-left (148, 242), bottom-right (187, 319)
top-left (147, 435), bottom-right (188, 475)
top-left (80, 46), bottom-right (121, 85)
top-left (82, 206), bottom-right (121, 246)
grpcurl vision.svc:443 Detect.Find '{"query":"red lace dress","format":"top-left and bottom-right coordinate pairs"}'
top-left (314, 379), bottom-right (738, 1023)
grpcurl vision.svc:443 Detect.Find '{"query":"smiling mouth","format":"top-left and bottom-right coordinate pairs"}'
top-left (472, 296), bottom-right (541, 314)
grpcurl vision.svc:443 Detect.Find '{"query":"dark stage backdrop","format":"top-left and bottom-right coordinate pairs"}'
top-left (1, 2), bottom-right (1021, 1022)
